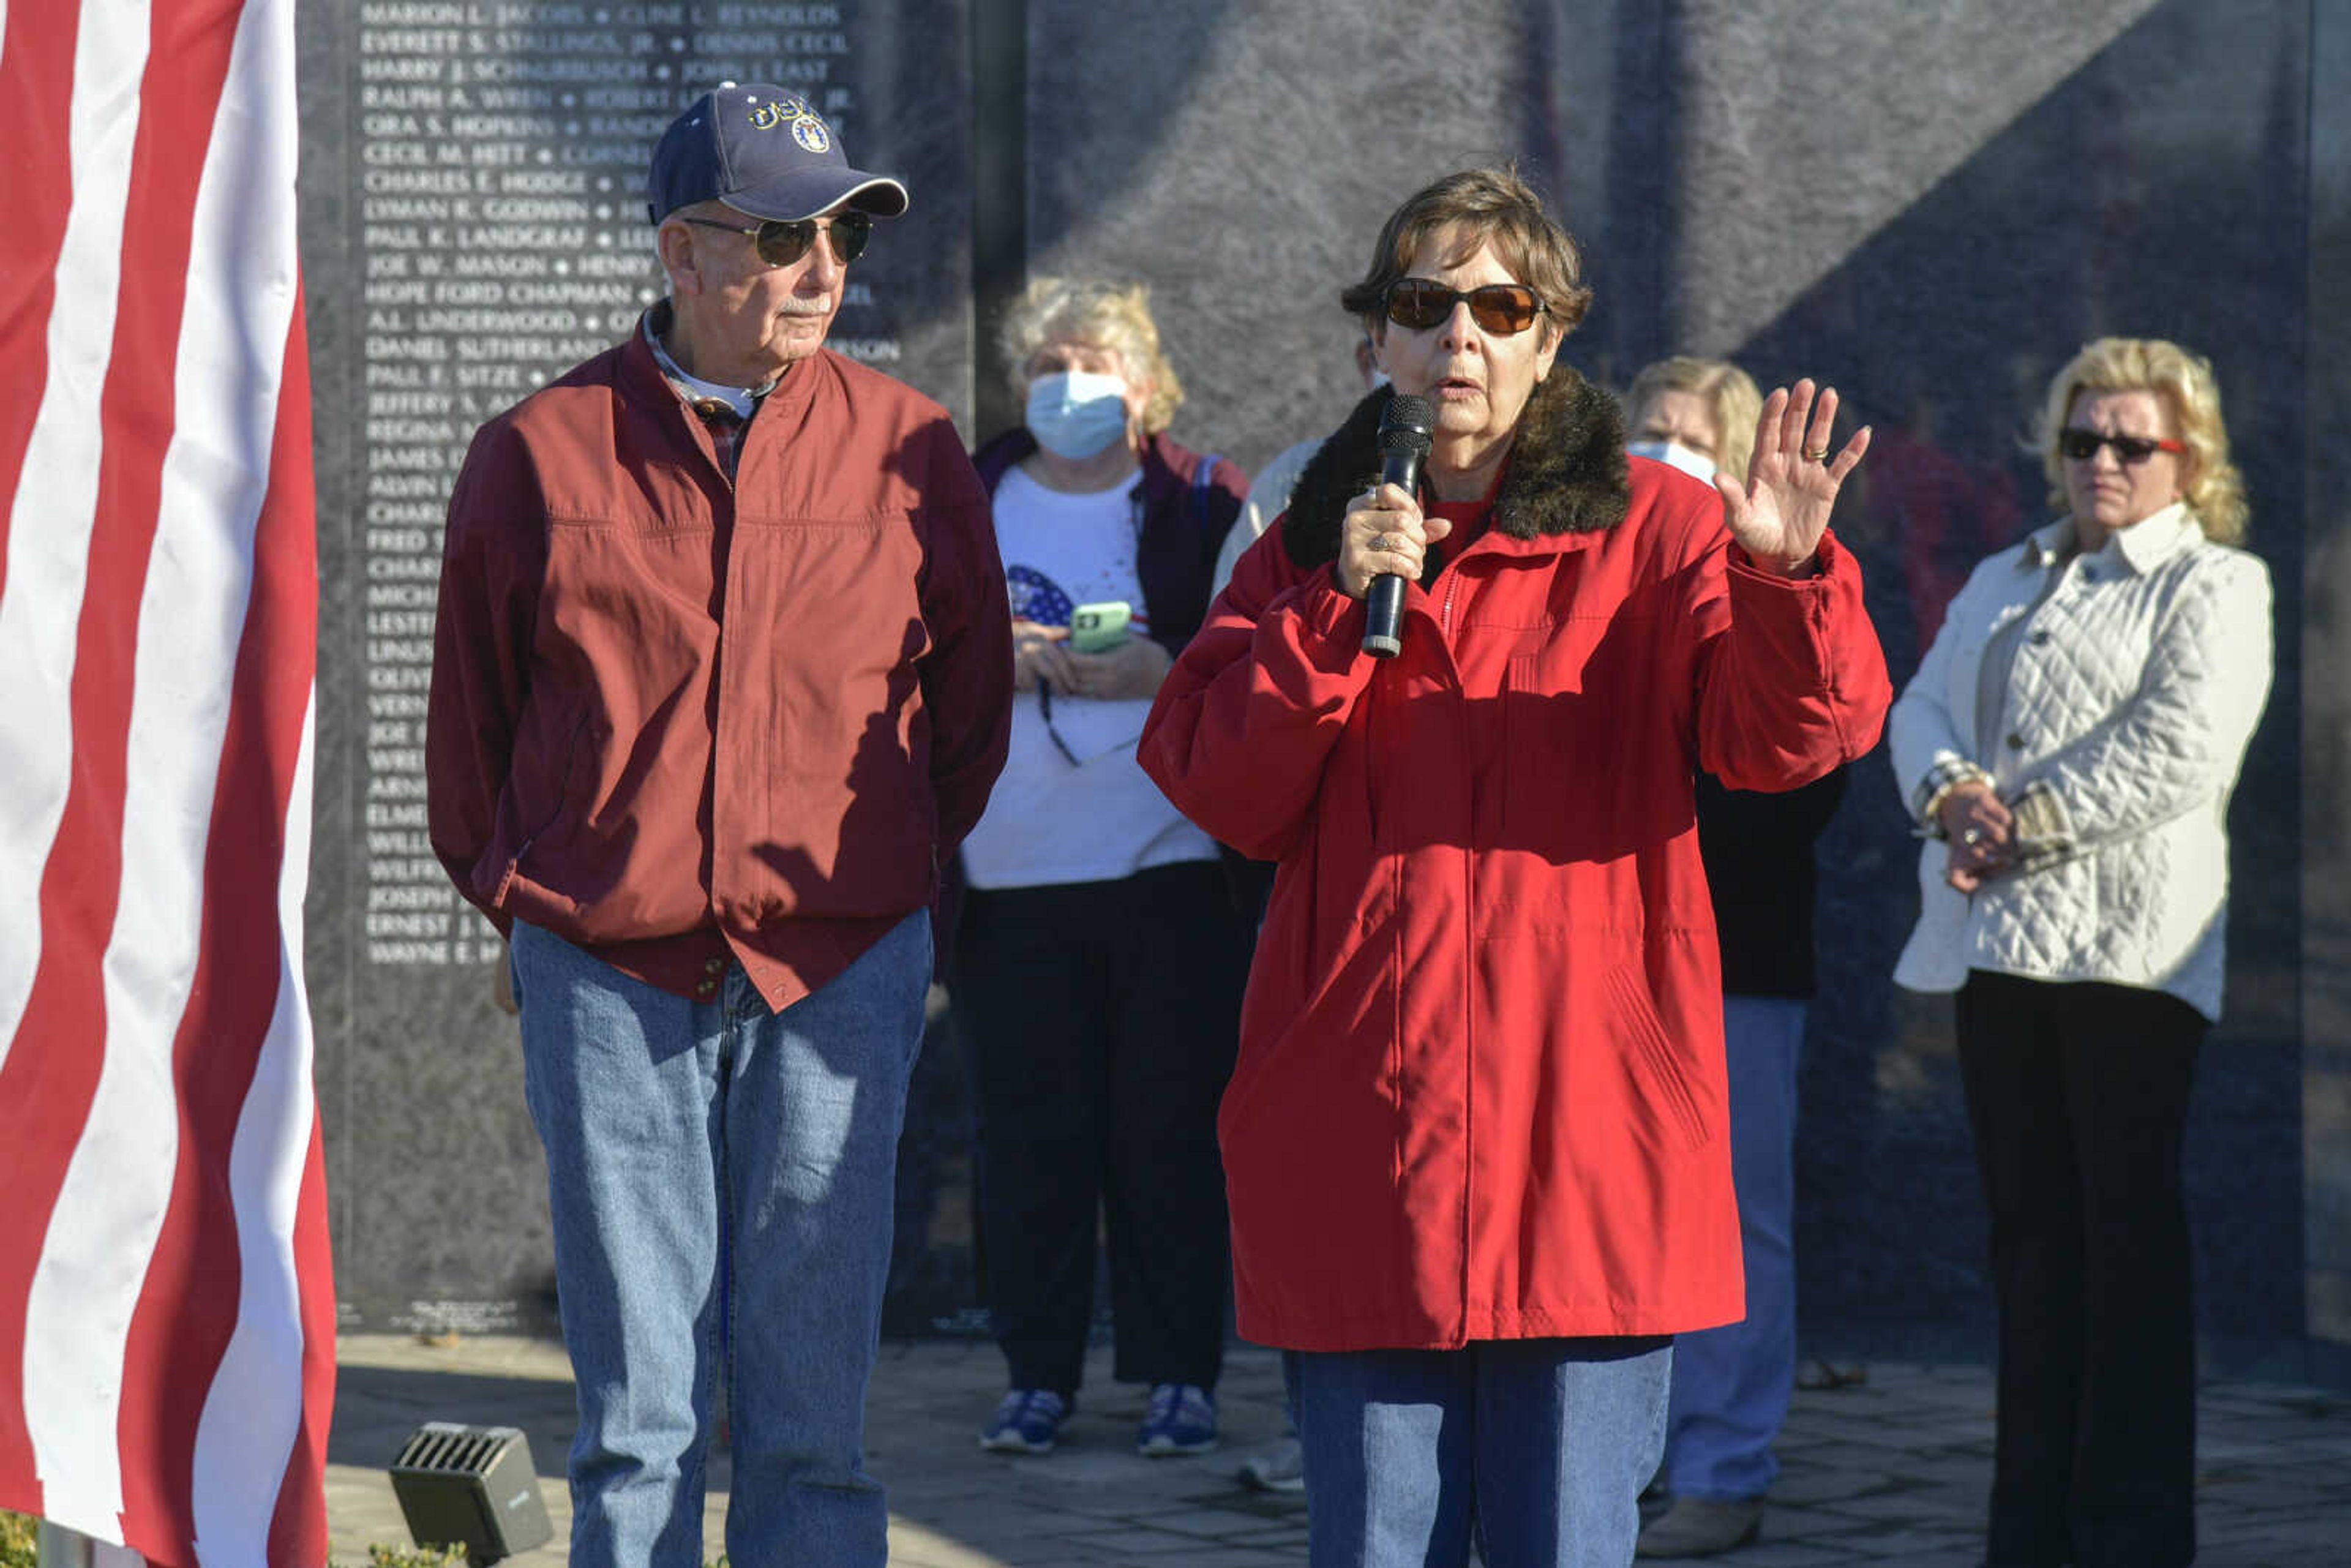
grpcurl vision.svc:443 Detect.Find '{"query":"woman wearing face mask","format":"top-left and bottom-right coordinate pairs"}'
top-left (1626, 354), bottom-right (1762, 487)
top-left (956, 277), bottom-right (1251, 1459)
top-left (1889, 339), bottom-right (2271, 1568)
top-left (1622, 357), bottom-right (1853, 1559)
top-left (1141, 169), bottom-right (1891, 1566)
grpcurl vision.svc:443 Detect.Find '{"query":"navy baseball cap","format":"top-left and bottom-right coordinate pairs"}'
top-left (647, 83), bottom-right (910, 225)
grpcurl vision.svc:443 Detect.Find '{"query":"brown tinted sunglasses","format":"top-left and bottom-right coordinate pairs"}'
top-left (1384, 279), bottom-right (1546, 334)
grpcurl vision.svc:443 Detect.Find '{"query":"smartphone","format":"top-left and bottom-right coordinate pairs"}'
top-left (1068, 600), bottom-right (1133, 653)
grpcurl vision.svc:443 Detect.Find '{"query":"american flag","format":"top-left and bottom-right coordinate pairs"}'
top-left (0, 0), bottom-right (334, 1562)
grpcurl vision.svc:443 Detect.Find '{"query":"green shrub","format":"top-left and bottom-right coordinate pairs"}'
top-left (0, 1511), bottom-right (36, 1568)
top-left (0, 1513), bottom-right (39, 1568)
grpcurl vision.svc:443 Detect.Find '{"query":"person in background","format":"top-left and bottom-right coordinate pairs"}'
top-left (1623, 357), bottom-right (1850, 1560)
top-left (1889, 337), bottom-right (2270, 1568)
top-left (427, 85), bottom-right (1012, 1568)
top-left (1213, 334), bottom-right (1387, 598)
top-left (1140, 165), bottom-right (1891, 1567)
top-left (956, 277), bottom-right (1253, 1460)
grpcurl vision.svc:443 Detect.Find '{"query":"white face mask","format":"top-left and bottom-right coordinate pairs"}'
top-left (1026, 370), bottom-right (1131, 460)
top-left (1626, 438), bottom-right (1717, 482)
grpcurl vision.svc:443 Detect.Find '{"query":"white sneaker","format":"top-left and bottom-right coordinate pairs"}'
top-left (1236, 1436), bottom-right (1305, 1493)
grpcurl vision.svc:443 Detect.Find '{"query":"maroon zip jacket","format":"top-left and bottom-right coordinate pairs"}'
top-left (427, 316), bottom-right (1014, 1010)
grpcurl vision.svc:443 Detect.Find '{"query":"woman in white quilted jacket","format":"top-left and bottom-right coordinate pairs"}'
top-left (1888, 337), bottom-right (2271, 1568)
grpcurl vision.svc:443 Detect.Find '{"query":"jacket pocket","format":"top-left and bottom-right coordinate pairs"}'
top-left (496, 706), bottom-right (596, 908)
top-left (1605, 964), bottom-right (1711, 1154)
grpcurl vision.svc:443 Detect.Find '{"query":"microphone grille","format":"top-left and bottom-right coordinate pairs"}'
top-left (1380, 394), bottom-right (1436, 453)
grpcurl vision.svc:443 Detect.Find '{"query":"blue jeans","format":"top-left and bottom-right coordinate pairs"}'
top-left (511, 913), bottom-right (930, 1568)
top-left (1663, 996), bottom-right (1804, 1503)
top-left (1295, 1337), bottom-right (1671, 1567)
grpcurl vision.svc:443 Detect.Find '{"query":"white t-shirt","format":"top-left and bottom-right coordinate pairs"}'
top-left (960, 465), bottom-right (1218, 890)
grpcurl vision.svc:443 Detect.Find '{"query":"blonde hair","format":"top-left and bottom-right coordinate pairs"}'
top-left (999, 277), bottom-right (1183, 435)
top-left (2036, 337), bottom-right (2248, 544)
top-left (1625, 356), bottom-right (1763, 482)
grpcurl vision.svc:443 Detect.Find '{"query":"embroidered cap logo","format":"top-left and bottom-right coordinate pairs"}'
top-left (746, 94), bottom-right (811, 131)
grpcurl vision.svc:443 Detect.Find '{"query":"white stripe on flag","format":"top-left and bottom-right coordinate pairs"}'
top-left (186, 10), bottom-right (323, 1555)
top-left (22, 0), bottom-right (295, 1531)
top-left (0, 0), bottom-right (148, 1075)
top-left (192, 7), bottom-right (315, 1543)
top-left (191, 695), bottom-right (315, 1567)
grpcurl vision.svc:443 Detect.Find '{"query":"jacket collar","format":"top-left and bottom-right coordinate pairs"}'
top-left (626, 302), bottom-right (828, 432)
top-left (1280, 367), bottom-right (1629, 570)
top-left (640, 305), bottom-right (773, 417)
top-left (2023, 500), bottom-right (2200, 577)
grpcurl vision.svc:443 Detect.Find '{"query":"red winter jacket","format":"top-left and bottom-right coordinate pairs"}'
top-left (1138, 376), bottom-right (1891, 1350)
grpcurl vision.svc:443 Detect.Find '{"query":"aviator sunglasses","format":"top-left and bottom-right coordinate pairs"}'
top-left (2057, 428), bottom-right (2184, 465)
top-left (1384, 279), bottom-right (1547, 335)
top-left (681, 209), bottom-right (873, 267)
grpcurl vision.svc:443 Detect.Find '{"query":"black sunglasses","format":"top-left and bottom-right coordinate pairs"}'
top-left (1384, 279), bottom-right (1546, 335)
top-left (2057, 428), bottom-right (2184, 465)
top-left (680, 210), bottom-right (872, 267)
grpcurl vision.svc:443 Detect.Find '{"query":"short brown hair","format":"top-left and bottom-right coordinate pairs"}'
top-left (1340, 167), bottom-right (1592, 347)
top-left (2034, 337), bottom-right (2248, 545)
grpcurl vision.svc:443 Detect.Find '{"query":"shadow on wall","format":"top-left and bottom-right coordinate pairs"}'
top-left (888, 0), bottom-right (2316, 1366)
top-left (1713, 0), bottom-right (2308, 1365)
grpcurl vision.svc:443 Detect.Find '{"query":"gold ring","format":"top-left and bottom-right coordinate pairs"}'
top-left (1803, 446), bottom-right (1830, 462)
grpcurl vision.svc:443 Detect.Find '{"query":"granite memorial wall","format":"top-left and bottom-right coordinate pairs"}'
top-left (298, 0), bottom-right (2345, 1376)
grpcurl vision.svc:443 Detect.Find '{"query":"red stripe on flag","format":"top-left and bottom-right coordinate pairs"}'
top-left (0, 0), bottom-right (147, 1509)
top-left (117, 276), bottom-right (325, 1567)
top-left (0, 0), bottom-right (226, 1528)
top-left (0, 0), bottom-right (79, 607)
top-left (266, 1115), bottom-right (337, 1568)
top-left (268, 288), bottom-right (336, 1568)
top-left (97, 0), bottom-right (260, 1547)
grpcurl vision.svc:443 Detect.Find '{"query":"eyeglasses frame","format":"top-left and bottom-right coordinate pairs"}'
top-left (2057, 428), bottom-right (2187, 465)
top-left (1382, 279), bottom-right (1548, 336)
top-left (677, 211), bottom-right (872, 268)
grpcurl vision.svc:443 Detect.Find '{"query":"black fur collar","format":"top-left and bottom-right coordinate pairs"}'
top-left (1281, 366), bottom-right (1629, 569)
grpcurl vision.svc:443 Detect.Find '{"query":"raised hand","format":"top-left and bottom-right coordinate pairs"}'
top-left (1717, 379), bottom-right (1871, 576)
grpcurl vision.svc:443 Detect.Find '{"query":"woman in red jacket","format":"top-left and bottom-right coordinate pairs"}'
top-left (1138, 167), bottom-right (1892, 1566)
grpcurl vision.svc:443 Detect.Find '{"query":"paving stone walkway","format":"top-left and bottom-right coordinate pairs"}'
top-left (327, 1334), bottom-right (2351, 1566)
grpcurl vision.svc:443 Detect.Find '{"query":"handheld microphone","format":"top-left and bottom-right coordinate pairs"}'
top-left (1362, 395), bottom-right (1434, 659)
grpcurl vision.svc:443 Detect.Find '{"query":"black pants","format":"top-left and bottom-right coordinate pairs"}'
top-left (950, 860), bottom-right (1249, 1394)
top-left (1955, 970), bottom-right (2206, 1568)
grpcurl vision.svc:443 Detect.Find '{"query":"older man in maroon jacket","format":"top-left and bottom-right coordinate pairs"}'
top-left (426, 85), bottom-right (1011, 1568)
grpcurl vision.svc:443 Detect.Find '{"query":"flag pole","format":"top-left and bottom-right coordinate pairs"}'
top-left (34, 1521), bottom-right (141, 1567)
top-left (34, 1521), bottom-right (92, 1568)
